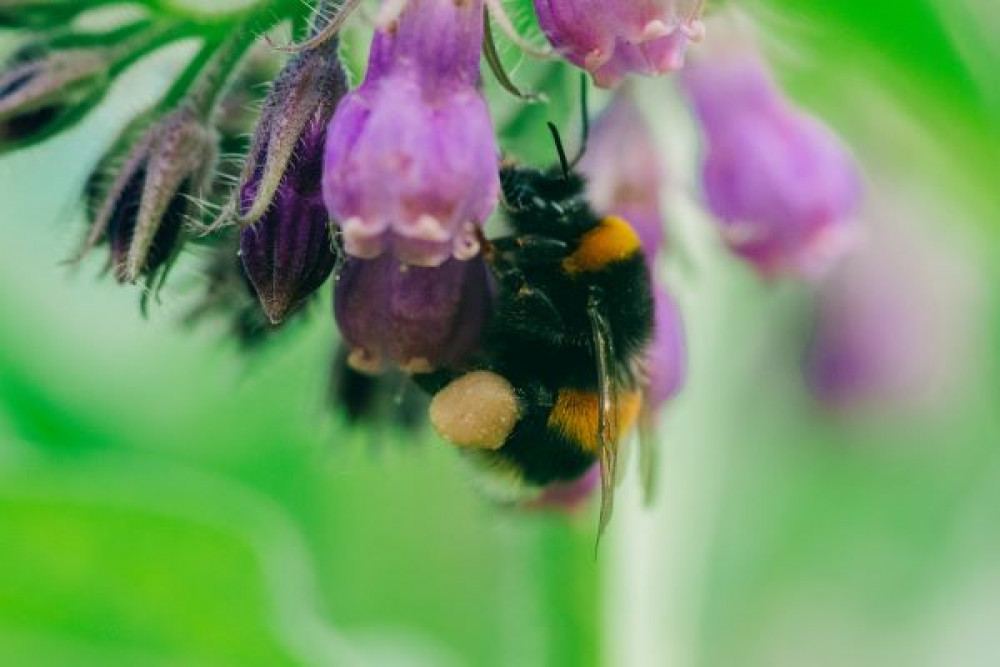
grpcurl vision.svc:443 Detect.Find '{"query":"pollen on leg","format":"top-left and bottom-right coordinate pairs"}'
top-left (430, 371), bottom-right (519, 451)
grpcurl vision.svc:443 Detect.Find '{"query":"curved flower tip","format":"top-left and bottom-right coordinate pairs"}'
top-left (682, 52), bottom-right (863, 279)
top-left (580, 93), bottom-right (667, 256)
top-left (646, 285), bottom-right (687, 408)
top-left (534, 0), bottom-right (703, 88)
top-left (526, 465), bottom-right (600, 512)
top-left (323, 0), bottom-right (499, 268)
top-left (334, 254), bottom-right (493, 374)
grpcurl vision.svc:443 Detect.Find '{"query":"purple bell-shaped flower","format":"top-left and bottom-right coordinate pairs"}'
top-left (681, 30), bottom-right (862, 278)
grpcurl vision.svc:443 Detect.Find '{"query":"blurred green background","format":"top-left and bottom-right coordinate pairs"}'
top-left (1, 0), bottom-right (998, 665)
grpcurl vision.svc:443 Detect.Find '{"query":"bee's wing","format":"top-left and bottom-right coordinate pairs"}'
top-left (587, 289), bottom-right (620, 543)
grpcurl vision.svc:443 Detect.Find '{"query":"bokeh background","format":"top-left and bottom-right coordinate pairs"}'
top-left (1, 0), bottom-right (998, 665)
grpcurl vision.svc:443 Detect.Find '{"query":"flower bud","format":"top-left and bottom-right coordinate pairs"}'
top-left (533, 0), bottom-right (704, 88)
top-left (334, 254), bottom-right (493, 374)
top-left (0, 45), bottom-right (109, 149)
top-left (236, 40), bottom-right (346, 324)
top-left (323, 0), bottom-right (500, 267)
top-left (681, 36), bottom-right (862, 279)
top-left (81, 108), bottom-right (217, 283)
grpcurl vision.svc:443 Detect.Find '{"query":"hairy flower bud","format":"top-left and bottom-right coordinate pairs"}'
top-left (0, 46), bottom-right (109, 149)
top-left (681, 37), bottom-right (862, 278)
top-left (236, 40), bottom-right (346, 324)
top-left (533, 0), bottom-right (704, 88)
top-left (323, 0), bottom-right (500, 267)
top-left (80, 108), bottom-right (217, 283)
top-left (334, 254), bottom-right (493, 374)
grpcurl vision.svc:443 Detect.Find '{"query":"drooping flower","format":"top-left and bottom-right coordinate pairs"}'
top-left (238, 38), bottom-right (346, 324)
top-left (323, 0), bottom-right (500, 267)
top-left (804, 199), bottom-right (980, 412)
top-left (334, 254), bottom-right (493, 374)
top-left (681, 35), bottom-right (862, 279)
top-left (533, 0), bottom-right (704, 89)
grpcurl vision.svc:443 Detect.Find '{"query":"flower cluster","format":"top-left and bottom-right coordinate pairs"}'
top-left (1, 0), bottom-right (866, 516)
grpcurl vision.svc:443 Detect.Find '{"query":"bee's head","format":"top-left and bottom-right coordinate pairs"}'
top-left (500, 163), bottom-right (600, 241)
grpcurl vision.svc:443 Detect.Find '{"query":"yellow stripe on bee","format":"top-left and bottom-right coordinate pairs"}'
top-left (561, 216), bottom-right (642, 275)
top-left (547, 388), bottom-right (642, 453)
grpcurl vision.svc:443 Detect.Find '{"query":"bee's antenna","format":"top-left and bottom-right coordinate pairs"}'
top-left (570, 73), bottom-right (590, 168)
top-left (546, 121), bottom-right (572, 181)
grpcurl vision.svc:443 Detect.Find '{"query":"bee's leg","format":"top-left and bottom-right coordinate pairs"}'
top-left (427, 370), bottom-right (521, 451)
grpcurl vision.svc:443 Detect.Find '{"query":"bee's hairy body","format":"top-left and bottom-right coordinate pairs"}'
top-left (466, 165), bottom-right (655, 493)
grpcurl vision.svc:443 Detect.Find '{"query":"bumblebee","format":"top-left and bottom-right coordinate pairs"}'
top-left (417, 131), bottom-right (655, 534)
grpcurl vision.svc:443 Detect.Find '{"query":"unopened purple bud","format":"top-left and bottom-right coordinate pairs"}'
top-left (323, 0), bottom-right (499, 267)
top-left (681, 48), bottom-right (862, 279)
top-left (80, 108), bottom-right (217, 283)
top-left (0, 46), bottom-right (109, 147)
top-left (240, 124), bottom-right (338, 324)
top-left (579, 93), bottom-right (667, 255)
top-left (533, 0), bottom-right (704, 88)
top-left (236, 40), bottom-right (346, 324)
top-left (645, 286), bottom-right (687, 408)
top-left (334, 254), bottom-right (492, 374)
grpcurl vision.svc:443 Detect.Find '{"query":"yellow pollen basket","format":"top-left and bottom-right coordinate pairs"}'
top-left (561, 216), bottom-right (641, 275)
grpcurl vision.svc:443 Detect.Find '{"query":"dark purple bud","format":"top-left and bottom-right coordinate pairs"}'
top-left (0, 46), bottom-right (109, 148)
top-left (235, 40), bottom-right (346, 324)
top-left (239, 120), bottom-right (338, 324)
top-left (235, 37), bottom-right (345, 226)
top-left (79, 108), bottom-right (217, 283)
top-left (334, 254), bottom-right (493, 374)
